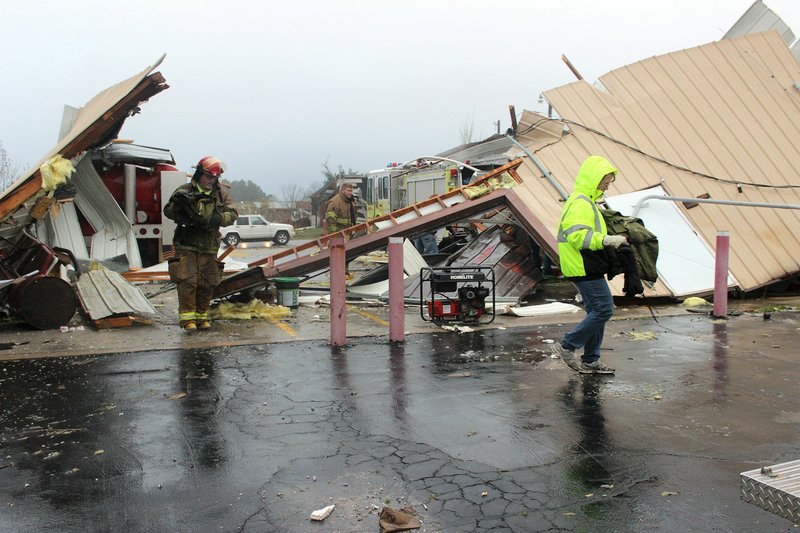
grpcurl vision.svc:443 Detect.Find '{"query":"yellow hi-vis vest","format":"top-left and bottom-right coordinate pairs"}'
top-left (556, 156), bottom-right (617, 279)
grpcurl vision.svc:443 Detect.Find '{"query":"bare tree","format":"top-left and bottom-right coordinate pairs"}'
top-left (458, 115), bottom-right (476, 145)
top-left (281, 182), bottom-right (306, 210)
top-left (0, 141), bottom-right (22, 192)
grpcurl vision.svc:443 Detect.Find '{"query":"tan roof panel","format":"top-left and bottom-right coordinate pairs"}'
top-left (0, 55), bottom-right (169, 222)
top-left (514, 31), bottom-right (800, 296)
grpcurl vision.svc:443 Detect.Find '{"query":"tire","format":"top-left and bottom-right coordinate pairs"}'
top-left (273, 231), bottom-right (290, 246)
top-left (224, 233), bottom-right (240, 246)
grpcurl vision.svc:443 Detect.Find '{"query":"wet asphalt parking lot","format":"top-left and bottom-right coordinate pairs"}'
top-left (1, 309), bottom-right (799, 532)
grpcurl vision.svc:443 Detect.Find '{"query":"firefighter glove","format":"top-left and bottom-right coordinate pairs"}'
top-left (602, 234), bottom-right (628, 249)
top-left (208, 211), bottom-right (222, 227)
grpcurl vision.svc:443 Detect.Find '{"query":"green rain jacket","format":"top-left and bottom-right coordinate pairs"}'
top-left (164, 181), bottom-right (238, 254)
top-left (556, 156), bottom-right (617, 280)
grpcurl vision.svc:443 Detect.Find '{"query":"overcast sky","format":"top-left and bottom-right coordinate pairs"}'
top-left (2, 0), bottom-right (799, 198)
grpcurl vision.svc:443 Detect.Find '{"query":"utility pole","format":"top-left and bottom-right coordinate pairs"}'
top-left (493, 120), bottom-right (500, 135)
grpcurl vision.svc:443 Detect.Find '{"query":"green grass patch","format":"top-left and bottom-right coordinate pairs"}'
top-left (295, 226), bottom-right (324, 238)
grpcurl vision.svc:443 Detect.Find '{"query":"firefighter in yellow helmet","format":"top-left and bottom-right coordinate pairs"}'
top-left (550, 156), bottom-right (627, 374)
top-left (163, 156), bottom-right (238, 331)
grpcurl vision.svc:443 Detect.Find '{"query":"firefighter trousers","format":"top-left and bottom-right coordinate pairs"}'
top-left (168, 250), bottom-right (223, 325)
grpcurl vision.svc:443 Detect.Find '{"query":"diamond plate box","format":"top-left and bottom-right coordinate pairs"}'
top-left (741, 459), bottom-right (800, 523)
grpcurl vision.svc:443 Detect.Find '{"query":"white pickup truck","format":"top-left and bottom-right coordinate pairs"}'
top-left (220, 214), bottom-right (295, 246)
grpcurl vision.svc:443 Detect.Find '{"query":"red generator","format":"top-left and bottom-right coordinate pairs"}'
top-left (420, 267), bottom-right (495, 325)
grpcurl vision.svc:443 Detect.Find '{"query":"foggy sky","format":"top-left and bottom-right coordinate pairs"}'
top-left (2, 0), bottom-right (799, 199)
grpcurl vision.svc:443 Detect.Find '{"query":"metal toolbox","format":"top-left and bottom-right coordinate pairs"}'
top-left (740, 459), bottom-right (800, 523)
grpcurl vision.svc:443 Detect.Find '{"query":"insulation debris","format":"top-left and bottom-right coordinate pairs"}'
top-left (39, 155), bottom-right (75, 193)
top-left (462, 172), bottom-right (517, 199)
top-left (623, 331), bottom-right (659, 341)
top-left (682, 297), bottom-right (711, 307)
top-left (210, 300), bottom-right (292, 321)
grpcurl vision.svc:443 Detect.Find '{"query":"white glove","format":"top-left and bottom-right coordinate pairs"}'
top-left (602, 234), bottom-right (628, 248)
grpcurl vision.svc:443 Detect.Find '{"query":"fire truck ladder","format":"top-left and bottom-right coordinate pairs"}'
top-left (214, 159), bottom-right (527, 299)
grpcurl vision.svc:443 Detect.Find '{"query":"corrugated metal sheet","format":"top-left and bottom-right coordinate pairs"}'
top-left (440, 135), bottom-right (515, 168)
top-left (36, 202), bottom-right (90, 260)
top-left (96, 143), bottom-right (175, 166)
top-left (401, 225), bottom-right (541, 303)
top-left (75, 268), bottom-right (157, 321)
top-left (723, 0), bottom-right (795, 46)
top-left (71, 157), bottom-right (142, 267)
top-left (511, 31), bottom-right (800, 297)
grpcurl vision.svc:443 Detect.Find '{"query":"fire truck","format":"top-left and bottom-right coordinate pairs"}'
top-left (364, 157), bottom-right (480, 218)
top-left (89, 142), bottom-right (186, 267)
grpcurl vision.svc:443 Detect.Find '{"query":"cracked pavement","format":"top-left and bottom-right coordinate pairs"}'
top-left (1, 311), bottom-right (799, 531)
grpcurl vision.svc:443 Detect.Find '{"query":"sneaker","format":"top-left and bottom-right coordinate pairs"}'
top-left (578, 361), bottom-right (615, 375)
top-left (197, 320), bottom-right (211, 331)
top-left (551, 343), bottom-right (579, 371)
top-left (182, 321), bottom-right (197, 332)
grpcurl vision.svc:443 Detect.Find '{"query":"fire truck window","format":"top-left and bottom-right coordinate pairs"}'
top-left (380, 176), bottom-right (389, 199)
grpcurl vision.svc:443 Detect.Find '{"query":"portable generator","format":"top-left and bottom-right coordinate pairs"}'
top-left (420, 266), bottom-right (495, 325)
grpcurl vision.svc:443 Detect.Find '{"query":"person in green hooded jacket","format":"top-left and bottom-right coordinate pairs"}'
top-left (551, 156), bottom-right (627, 374)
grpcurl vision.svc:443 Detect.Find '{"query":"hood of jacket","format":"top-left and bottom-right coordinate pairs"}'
top-left (573, 156), bottom-right (617, 202)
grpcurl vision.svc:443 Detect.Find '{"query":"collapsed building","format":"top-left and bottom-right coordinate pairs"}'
top-left (1, 2), bottom-right (799, 330)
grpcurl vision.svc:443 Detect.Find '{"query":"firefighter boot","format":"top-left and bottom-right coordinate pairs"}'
top-left (182, 320), bottom-right (197, 332)
top-left (198, 320), bottom-right (212, 331)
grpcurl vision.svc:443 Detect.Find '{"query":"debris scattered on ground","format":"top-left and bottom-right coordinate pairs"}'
top-left (94, 450), bottom-right (104, 455)
top-left (309, 504), bottom-right (335, 521)
top-left (682, 297), bottom-right (710, 307)
top-left (622, 331), bottom-right (658, 341)
top-left (440, 325), bottom-right (474, 333)
top-left (379, 505), bottom-right (421, 532)
top-left (210, 300), bottom-right (291, 321)
top-left (507, 302), bottom-right (581, 316)
top-left (167, 392), bottom-right (186, 400)
top-left (447, 372), bottom-right (471, 378)
top-left (661, 491), bottom-right (679, 496)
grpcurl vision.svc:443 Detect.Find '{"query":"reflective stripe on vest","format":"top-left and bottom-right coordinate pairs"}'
top-left (557, 195), bottom-right (602, 249)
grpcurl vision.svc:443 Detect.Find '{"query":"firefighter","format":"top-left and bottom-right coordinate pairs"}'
top-left (323, 182), bottom-right (357, 235)
top-left (163, 156), bottom-right (238, 331)
top-left (324, 182), bottom-right (358, 279)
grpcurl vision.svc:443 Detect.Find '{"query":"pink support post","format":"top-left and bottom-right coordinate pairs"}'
top-left (388, 237), bottom-right (405, 342)
top-left (329, 236), bottom-right (347, 346)
top-left (713, 231), bottom-right (730, 318)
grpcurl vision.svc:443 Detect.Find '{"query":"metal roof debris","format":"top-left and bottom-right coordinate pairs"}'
top-left (74, 268), bottom-right (157, 323)
top-left (510, 31), bottom-right (800, 297)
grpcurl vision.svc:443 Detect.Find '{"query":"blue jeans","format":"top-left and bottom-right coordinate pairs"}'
top-left (562, 278), bottom-right (613, 364)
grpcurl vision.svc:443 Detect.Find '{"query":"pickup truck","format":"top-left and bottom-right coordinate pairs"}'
top-left (219, 214), bottom-right (295, 246)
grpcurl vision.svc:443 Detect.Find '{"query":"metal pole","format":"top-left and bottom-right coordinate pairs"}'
top-left (388, 237), bottom-right (404, 342)
top-left (713, 232), bottom-right (730, 318)
top-left (329, 236), bottom-right (347, 347)
top-left (124, 164), bottom-right (137, 222)
top-left (505, 135), bottom-right (569, 200)
top-left (631, 195), bottom-right (800, 217)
